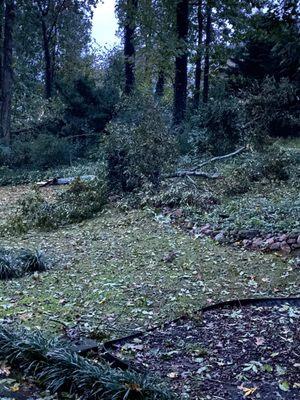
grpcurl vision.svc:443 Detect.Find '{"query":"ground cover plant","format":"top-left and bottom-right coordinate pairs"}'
top-left (0, 325), bottom-right (172, 400)
top-left (0, 248), bottom-right (48, 280)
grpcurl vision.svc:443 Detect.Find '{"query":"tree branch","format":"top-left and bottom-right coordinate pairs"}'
top-left (192, 146), bottom-right (246, 171)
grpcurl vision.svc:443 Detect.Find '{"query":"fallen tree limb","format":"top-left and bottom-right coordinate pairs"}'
top-left (164, 171), bottom-right (220, 179)
top-left (192, 146), bottom-right (246, 171)
top-left (36, 175), bottom-right (96, 187)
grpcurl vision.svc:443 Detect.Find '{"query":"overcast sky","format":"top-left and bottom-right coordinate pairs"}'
top-left (92, 0), bottom-right (120, 48)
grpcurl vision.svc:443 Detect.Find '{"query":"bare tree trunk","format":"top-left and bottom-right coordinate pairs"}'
top-left (124, 0), bottom-right (137, 95)
top-left (173, 0), bottom-right (189, 126)
top-left (1, 0), bottom-right (15, 145)
top-left (193, 0), bottom-right (203, 109)
top-left (0, 0), bottom-right (4, 90)
top-left (42, 19), bottom-right (53, 99)
top-left (203, 1), bottom-right (211, 104)
top-left (155, 70), bottom-right (165, 98)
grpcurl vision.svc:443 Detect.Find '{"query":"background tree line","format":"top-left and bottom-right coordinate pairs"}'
top-left (0, 0), bottom-right (299, 185)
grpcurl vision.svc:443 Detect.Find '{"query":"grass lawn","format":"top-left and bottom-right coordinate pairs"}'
top-left (0, 185), bottom-right (298, 339)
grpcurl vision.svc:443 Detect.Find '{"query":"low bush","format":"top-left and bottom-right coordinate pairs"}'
top-left (106, 95), bottom-right (176, 192)
top-left (9, 177), bottom-right (108, 232)
top-left (0, 326), bottom-right (173, 399)
top-left (0, 248), bottom-right (48, 280)
top-left (138, 181), bottom-right (219, 211)
top-left (0, 134), bottom-right (74, 170)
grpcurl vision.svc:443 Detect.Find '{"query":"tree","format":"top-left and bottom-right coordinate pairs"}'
top-left (123, 0), bottom-right (138, 95)
top-left (173, 0), bottom-right (189, 125)
top-left (32, 0), bottom-right (97, 99)
top-left (203, 0), bottom-right (211, 103)
top-left (0, 0), bottom-right (15, 144)
top-left (193, 0), bottom-right (203, 109)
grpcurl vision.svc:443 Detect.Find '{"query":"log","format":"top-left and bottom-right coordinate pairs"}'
top-left (164, 171), bottom-right (220, 179)
top-left (36, 175), bottom-right (96, 187)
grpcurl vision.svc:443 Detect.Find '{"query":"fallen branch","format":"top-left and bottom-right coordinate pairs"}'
top-left (37, 175), bottom-right (96, 187)
top-left (192, 146), bottom-right (246, 171)
top-left (165, 146), bottom-right (246, 179)
top-left (164, 171), bottom-right (220, 179)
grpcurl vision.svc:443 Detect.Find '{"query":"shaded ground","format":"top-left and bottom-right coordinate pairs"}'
top-left (111, 303), bottom-right (300, 399)
top-left (0, 185), bottom-right (298, 339)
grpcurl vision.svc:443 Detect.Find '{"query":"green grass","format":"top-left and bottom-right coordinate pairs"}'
top-left (0, 192), bottom-right (298, 338)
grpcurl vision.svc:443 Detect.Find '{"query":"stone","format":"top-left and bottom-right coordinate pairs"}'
top-left (238, 229), bottom-right (261, 240)
top-left (297, 235), bottom-right (300, 244)
top-left (215, 232), bottom-right (225, 242)
top-left (278, 234), bottom-right (288, 242)
top-left (265, 237), bottom-right (275, 246)
top-left (287, 238), bottom-right (296, 244)
top-left (269, 242), bottom-right (282, 251)
top-left (281, 243), bottom-right (291, 254)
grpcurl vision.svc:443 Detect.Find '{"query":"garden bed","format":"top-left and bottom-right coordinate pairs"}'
top-left (108, 300), bottom-right (300, 399)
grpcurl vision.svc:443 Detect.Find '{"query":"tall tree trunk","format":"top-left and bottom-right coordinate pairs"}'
top-left (173, 0), bottom-right (189, 126)
top-left (203, 1), bottom-right (211, 104)
top-left (124, 0), bottom-right (137, 95)
top-left (193, 0), bottom-right (203, 109)
top-left (1, 0), bottom-right (15, 145)
top-left (0, 0), bottom-right (4, 91)
top-left (155, 69), bottom-right (165, 98)
top-left (42, 19), bottom-right (53, 99)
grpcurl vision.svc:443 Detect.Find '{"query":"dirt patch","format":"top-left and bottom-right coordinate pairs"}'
top-left (111, 303), bottom-right (300, 399)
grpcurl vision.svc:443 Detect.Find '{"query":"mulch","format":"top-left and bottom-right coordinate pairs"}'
top-left (111, 303), bottom-right (300, 399)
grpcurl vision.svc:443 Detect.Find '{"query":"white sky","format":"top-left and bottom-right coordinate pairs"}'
top-left (92, 0), bottom-right (120, 48)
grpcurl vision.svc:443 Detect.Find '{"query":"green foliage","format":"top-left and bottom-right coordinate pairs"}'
top-left (244, 78), bottom-right (300, 147)
top-left (0, 248), bottom-right (47, 280)
top-left (10, 177), bottom-right (108, 232)
top-left (220, 145), bottom-right (297, 196)
top-left (202, 193), bottom-right (300, 236)
top-left (188, 96), bottom-right (243, 155)
top-left (106, 95), bottom-right (176, 191)
top-left (138, 181), bottom-right (218, 211)
top-left (0, 326), bottom-right (173, 399)
top-left (59, 76), bottom-right (120, 137)
top-left (0, 134), bottom-right (73, 169)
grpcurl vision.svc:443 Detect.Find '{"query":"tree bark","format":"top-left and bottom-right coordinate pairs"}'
top-left (0, 0), bottom-right (4, 92)
top-left (155, 70), bottom-right (165, 98)
top-left (203, 1), bottom-right (211, 103)
top-left (42, 19), bottom-right (53, 99)
top-left (124, 0), bottom-right (138, 95)
top-left (173, 0), bottom-right (189, 126)
top-left (193, 0), bottom-right (203, 109)
top-left (1, 0), bottom-right (15, 145)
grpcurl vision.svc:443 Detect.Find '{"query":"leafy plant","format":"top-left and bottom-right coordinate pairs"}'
top-left (106, 95), bottom-right (176, 192)
top-left (0, 248), bottom-right (48, 280)
top-left (0, 326), bottom-right (173, 400)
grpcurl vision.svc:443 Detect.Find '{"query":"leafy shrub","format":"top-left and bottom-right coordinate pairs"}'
top-left (0, 248), bottom-right (48, 280)
top-left (29, 134), bottom-right (72, 168)
top-left (244, 78), bottom-right (300, 147)
top-left (11, 177), bottom-right (107, 231)
top-left (106, 95), bottom-right (176, 192)
top-left (188, 96), bottom-right (243, 155)
top-left (220, 145), bottom-right (297, 196)
top-left (0, 134), bottom-right (74, 169)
